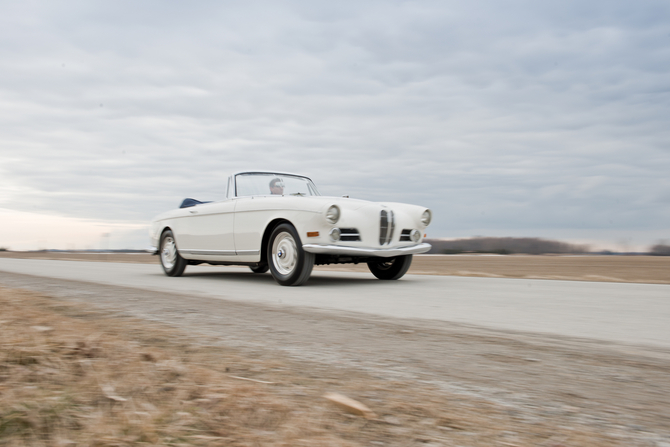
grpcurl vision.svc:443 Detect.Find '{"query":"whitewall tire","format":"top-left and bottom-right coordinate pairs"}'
top-left (160, 230), bottom-right (187, 277)
top-left (268, 223), bottom-right (314, 286)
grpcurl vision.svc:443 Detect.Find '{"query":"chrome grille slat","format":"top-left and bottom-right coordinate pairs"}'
top-left (388, 210), bottom-right (394, 244)
top-left (379, 210), bottom-right (395, 245)
top-left (340, 228), bottom-right (360, 242)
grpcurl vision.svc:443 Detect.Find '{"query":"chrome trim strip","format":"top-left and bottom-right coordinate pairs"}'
top-left (388, 210), bottom-right (394, 244)
top-left (302, 243), bottom-right (431, 258)
top-left (181, 249), bottom-right (236, 256)
top-left (181, 249), bottom-right (261, 256)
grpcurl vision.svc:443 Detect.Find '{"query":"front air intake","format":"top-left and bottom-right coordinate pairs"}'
top-left (379, 210), bottom-right (395, 245)
top-left (340, 228), bottom-right (361, 242)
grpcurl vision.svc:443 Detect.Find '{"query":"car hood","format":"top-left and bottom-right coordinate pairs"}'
top-left (303, 196), bottom-right (373, 210)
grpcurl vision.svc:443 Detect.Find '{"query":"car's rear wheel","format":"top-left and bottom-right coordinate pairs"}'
top-left (268, 223), bottom-right (314, 286)
top-left (367, 255), bottom-right (413, 280)
top-left (249, 263), bottom-right (269, 274)
top-left (160, 230), bottom-right (187, 277)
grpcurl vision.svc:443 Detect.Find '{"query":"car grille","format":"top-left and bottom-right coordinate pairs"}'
top-left (340, 228), bottom-right (361, 242)
top-left (399, 229), bottom-right (412, 242)
top-left (379, 210), bottom-right (395, 245)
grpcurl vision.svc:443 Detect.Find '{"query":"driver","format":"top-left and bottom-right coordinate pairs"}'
top-left (269, 178), bottom-right (284, 195)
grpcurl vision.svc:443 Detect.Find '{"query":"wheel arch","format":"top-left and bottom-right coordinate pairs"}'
top-left (260, 218), bottom-right (294, 264)
top-left (159, 225), bottom-right (174, 244)
top-left (158, 226), bottom-right (180, 252)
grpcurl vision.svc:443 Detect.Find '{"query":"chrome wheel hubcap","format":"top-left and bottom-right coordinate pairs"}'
top-left (272, 232), bottom-right (297, 275)
top-left (161, 237), bottom-right (177, 270)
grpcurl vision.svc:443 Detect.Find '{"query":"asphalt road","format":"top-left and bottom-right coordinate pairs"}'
top-left (1, 258), bottom-right (669, 348)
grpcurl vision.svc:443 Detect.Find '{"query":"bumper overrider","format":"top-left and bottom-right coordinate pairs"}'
top-left (302, 243), bottom-right (431, 258)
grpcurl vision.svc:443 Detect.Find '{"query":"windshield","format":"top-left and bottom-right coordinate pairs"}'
top-left (235, 173), bottom-right (320, 197)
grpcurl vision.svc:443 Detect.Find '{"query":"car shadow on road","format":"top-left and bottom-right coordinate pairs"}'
top-left (181, 270), bottom-right (385, 287)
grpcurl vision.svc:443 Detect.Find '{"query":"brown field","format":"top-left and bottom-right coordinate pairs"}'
top-left (2, 251), bottom-right (669, 284)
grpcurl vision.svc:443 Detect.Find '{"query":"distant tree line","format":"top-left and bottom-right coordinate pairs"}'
top-left (424, 237), bottom-right (590, 255)
top-left (650, 244), bottom-right (670, 256)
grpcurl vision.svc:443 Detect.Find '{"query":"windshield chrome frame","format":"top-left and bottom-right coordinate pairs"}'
top-left (230, 171), bottom-right (320, 198)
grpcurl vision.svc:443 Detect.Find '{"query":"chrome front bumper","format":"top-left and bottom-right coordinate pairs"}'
top-left (302, 243), bottom-right (431, 258)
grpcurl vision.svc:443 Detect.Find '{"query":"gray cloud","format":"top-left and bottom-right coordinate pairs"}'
top-left (1, 0), bottom-right (669, 249)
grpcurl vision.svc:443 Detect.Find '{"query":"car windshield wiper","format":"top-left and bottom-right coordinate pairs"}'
top-left (290, 192), bottom-right (306, 196)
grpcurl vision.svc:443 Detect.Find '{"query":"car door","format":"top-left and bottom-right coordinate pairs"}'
top-left (178, 200), bottom-right (237, 257)
top-left (232, 196), bottom-right (272, 259)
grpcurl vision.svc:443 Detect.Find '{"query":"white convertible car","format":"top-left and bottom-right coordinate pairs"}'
top-left (150, 171), bottom-right (432, 286)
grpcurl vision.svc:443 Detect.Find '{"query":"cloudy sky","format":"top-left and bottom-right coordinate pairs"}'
top-left (1, 0), bottom-right (669, 251)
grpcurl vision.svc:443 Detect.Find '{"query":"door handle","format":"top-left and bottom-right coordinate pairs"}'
top-left (189, 210), bottom-right (198, 214)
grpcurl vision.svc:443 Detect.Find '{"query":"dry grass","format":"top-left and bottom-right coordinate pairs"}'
top-left (0, 286), bottom-right (646, 446)
top-left (319, 255), bottom-right (670, 284)
top-left (0, 287), bottom-right (366, 447)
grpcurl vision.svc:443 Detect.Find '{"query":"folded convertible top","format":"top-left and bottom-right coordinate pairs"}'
top-left (179, 198), bottom-right (212, 209)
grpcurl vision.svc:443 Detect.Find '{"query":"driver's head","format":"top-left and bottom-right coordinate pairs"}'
top-left (269, 178), bottom-right (284, 195)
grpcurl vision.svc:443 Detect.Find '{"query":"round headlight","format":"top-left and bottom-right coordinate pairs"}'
top-left (326, 205), bottom-right (340, 224)
top-left (410, 229), bottom-right (421, 242)
top-left (329, 228), bottom-right (341, 242)
top-left (421, 209), bottom-right (432, 226)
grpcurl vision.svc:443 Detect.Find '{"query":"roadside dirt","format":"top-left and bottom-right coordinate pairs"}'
top-left (2, 252), bottom-right (669, 284)
top-left (1, 270), bottom-right (669, 446)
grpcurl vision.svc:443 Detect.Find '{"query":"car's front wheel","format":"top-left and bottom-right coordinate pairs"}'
top-left (367, 255), bottom-right (413, 280)
top-left (268, 223), bottom-right (314, 286)
top-left (160, 230), bottom-right (187, 277)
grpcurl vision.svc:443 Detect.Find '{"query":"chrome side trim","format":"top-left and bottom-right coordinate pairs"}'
top-left (180, 249), bottom-right (261, 257)
top-left (302, 243), bottom-right (431, 258)
top-left (236, 250), bottom-right (261, 255)
top-left (181, 249), bottom-right (236, 256)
